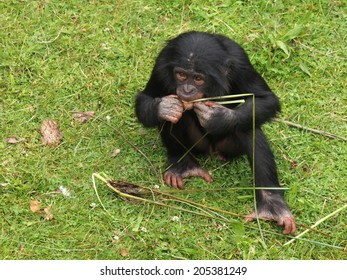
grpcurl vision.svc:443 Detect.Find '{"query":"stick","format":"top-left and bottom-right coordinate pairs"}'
top-left (273, 118), bottom-right (347, 141)
top-left (93, 173), bottom-right (230, 222)
top-left (191, 93), bottom-right (254, 102)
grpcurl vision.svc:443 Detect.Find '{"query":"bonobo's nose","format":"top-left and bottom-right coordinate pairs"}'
top-left (183, 84), bottom-right (195, 94)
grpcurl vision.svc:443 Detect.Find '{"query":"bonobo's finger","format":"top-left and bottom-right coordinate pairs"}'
top-left (161, 95), bottom-right (183, 108)
top-left (193, 102), bottom-right (209, 112)
top-left (166, 94), bottom-right (179, 99)
top-left (163, 172), bottom-right (175, 187)
top-left (204, 101), bottom-right (221, 108)
top-left (243, 212), bottom-right (256, 223)
top-left (196, 169), bottom-right (213, 183)
top-left (194, 102), bottom-right (215, 118)
top-left (182, 101), bottom-right (194, 110)
top-left (163, 172), bottom-right (184, 189)
top-left (204, 173), bottom-right (213, 183)
top-left (176, 177), bottom-right (184, 189)
top-left (164, 113), bottom-right (182, 124)
top-left (281, 217), bottom-right (296, 235)
top-left (193, 104), bottom-right (212, 128)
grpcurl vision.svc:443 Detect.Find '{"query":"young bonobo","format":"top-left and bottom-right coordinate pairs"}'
top-left (135, 31), bottom-right (295, 235)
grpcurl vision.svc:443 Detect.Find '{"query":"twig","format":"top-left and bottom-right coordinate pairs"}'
top-left (191, 93), bottom-right (254, 102)
top-left (284, 204), bottom-right (347, 246)
top-left (217, 100), bottom-right (245, 105)
top-left (155, 191), bottom-right (241, 218)
top-left (298, 223), bottom-right (332, 238)
top-left (273, 118), bottom-right (347, 141)
top-left (93, 173), bottom-right (230, 222)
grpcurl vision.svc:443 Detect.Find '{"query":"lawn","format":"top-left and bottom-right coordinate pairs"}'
top-left (0, 0), bottom-right (346, 260)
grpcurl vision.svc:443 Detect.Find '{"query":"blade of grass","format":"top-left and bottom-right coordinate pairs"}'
top-left (191, 93), bottom-right (254, 102)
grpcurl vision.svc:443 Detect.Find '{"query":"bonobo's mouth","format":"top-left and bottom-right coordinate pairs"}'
top-left (176, 91), bottom-right (204, 102)
top-left (177, 92), bottom-right (205, 111)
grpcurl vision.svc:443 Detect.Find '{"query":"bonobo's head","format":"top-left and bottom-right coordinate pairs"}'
top-left (162, 32), bottom-right (231, 102)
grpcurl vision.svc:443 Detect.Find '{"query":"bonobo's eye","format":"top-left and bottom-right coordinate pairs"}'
top-left (176, 72), bottom-right (187, 82)
top-left (194, 76), bottom-right (205, 86)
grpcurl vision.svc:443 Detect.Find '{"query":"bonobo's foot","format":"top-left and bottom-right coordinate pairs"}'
top-left (163, 160), bottom-right (213, 188)
top-left (244, 191), bottom-right (296, 235)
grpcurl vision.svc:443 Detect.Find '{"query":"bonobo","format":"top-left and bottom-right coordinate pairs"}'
top-left (135, 31), bottom-right (295, 235)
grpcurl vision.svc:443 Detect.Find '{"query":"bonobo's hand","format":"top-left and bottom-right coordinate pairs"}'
top-left (194, 101), bottom-right (237, 134)
top-left (158, 95), bottom-right (184, 123)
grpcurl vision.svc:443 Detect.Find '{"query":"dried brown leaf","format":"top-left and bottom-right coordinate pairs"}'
top-left (120, 248), bottom-right (129, 257)
top-left (6, 136), bottom-right (26, 144)
top-left (30, 200), bottom-right (41, 213)
top-left (302, 163), bottom-right (312, 173)
top-left (18, 244), bottom-right (25, 252)
top-left (72, 111), bottom-right (95, 124)
top-left (40, 119), bottom-right (63, 146)
top-left (112, 148), bottom-right (121, 157)
top-left (290, 161), bottom-right (298, 169)
top-left (44, 205), bottom-right (54, 221)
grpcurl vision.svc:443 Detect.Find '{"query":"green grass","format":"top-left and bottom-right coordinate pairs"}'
top-left (0, 0), bottom-right (346, 260)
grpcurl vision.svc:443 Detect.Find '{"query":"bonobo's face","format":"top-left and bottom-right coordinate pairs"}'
top-left (174, 67), bottom-right (206, 102)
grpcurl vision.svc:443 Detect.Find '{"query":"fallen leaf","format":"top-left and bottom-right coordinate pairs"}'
top-left (40, 119), bottom-right (63, 146)
top-left (72, 111), bottom-right (95, 124)
top-left (290, 161), bottom-right (298, 169)
top-left (18, 244), bottom-right (25, 252)
top-left (120, 248), bottom-right (129, 257)
top-left (30, 200), bottom-right (41, 213)
top-left (6, 136), bottom-right (26, 144)
top-left (112, 149), bottom-right (121, 157)
top-left (44, 205), bottom-right (54, 221)
top-left (302, 164), bottom-right (312, 173)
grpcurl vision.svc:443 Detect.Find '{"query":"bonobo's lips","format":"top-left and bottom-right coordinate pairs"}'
top-left (177, 94), bottom-right (195, 102)
top-left (176, 92), bottom-right (204, 102)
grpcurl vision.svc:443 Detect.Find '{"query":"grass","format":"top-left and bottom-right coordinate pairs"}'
top-left (0, 0), bottom-right (346, 260)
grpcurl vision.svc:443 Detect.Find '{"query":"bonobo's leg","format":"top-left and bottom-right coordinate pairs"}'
top-left (242, 129), bottom-right (296, 235)
top-left (163, 156), bottom-right (213, 189)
